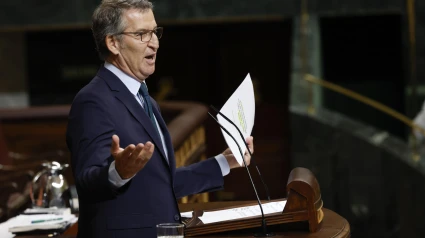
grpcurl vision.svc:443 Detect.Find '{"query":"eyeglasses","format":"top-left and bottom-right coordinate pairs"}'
top-left (116, 27), bottom-right (163, 42)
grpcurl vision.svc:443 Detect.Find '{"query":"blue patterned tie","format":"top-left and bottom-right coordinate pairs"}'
top-left (139, 83), bottom-right (160, 136)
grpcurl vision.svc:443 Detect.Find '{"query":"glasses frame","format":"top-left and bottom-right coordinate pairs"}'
top-left (116, 27), bottom-right (163, 42)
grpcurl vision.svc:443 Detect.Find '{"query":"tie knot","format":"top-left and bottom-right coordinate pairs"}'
top-left (139, 83), bottom-right (149, 97)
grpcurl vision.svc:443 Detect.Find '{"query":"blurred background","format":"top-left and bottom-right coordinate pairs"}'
top-left (1, 0), bottom-right (425, 237)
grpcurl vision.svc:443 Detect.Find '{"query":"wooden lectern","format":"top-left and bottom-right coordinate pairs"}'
top-left (36, 167), bottom-right (349, 238)
top-left (180, 167), bottom-right (346, 237)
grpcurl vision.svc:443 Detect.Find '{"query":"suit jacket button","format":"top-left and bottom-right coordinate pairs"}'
top-left (174, 214), bottom-right (180, 221)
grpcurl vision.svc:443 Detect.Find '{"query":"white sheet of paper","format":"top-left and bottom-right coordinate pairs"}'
top-left (0, 213), bottom-right (78, 237)
top-left (218, 73), bottom-right (255, 166)
top-left (196, 201), bottom-right (286, 224)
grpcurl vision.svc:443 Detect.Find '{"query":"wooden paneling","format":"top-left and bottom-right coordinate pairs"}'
top-left (2, 120), bottom-right (68, 155)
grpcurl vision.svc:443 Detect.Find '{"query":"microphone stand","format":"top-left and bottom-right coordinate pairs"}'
top-left (208, 112), bottom-right (274, 237)
top-left (210, 105), bottom-right (271, 201)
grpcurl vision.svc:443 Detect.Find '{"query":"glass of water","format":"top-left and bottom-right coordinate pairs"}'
top-left (156, 223), bottom-right (184, 238)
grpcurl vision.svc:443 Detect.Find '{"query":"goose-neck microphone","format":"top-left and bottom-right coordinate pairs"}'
top-left (210, 105), bottom-right (271, 201)
top-left (208, 111), bottom-right (274, 237)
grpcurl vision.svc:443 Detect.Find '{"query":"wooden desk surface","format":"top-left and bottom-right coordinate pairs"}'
top-left (178, 201), bottom-right (349, 238)
top-left (16, 201), bottom-right (350, 238)
top-left (186, 209), bottom-right (349, 238)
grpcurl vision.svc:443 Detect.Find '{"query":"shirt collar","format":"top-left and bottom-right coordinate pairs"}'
top-left (104, 62), bottom-right (147, 96)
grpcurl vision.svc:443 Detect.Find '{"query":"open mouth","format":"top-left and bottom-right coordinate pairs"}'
top-left (145, 54), bottom-right (155, 60)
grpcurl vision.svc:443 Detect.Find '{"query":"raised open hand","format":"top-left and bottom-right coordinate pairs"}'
top-left (110, 135), bottom-right (155, 179)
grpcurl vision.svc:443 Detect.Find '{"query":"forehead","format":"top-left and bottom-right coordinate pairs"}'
top-left (123, 8), bottom-right (156, 30)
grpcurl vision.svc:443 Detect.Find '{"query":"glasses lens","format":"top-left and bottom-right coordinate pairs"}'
top-left (139, 27), bottom-right (163, 42)
top-left (141, 32), bottom-right (151, 42)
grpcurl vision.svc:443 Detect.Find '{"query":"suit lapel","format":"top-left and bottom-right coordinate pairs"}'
top-left (98, 67), bottom-right (168, 161)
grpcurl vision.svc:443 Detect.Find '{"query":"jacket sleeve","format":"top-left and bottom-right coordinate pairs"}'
top-left (149, 97), bottom-right (224, 198)
top-left (66, 92), bottom-right (128, 202)
top-left (173, 158), bottom-right (224, 199)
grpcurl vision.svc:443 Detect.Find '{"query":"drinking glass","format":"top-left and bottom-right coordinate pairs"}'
top-left (156, 223), bottom-right (184, 238)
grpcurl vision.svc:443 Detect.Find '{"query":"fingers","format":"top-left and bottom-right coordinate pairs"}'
top-left (145, 142), bottom-right (155, 154)
top-left (110, 135), bottom-right (121, 155)
top-left (112, 139), bottom-right (156, 179)
top-left (136, 142), bottom-right (155, 165)
top-left (122, 143), bottom-right (137, 159)
top-left (129, 142), bottom-right (155, 166)
top-left (246, 136), bottom-right (254, 154)
top-left (129, 143), bottom-right (145, 162)
top-left (243, 136), bottom-right (254, 167)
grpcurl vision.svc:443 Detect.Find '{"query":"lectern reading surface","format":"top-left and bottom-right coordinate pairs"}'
top-left (182, 167), bottom-right (323, 236)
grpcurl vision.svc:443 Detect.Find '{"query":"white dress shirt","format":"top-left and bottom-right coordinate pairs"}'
top-left (104, 62), bottom-right (230, 188)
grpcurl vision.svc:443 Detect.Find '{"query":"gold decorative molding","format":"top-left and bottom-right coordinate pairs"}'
top-left (176, 126), bottom-right (209, 203)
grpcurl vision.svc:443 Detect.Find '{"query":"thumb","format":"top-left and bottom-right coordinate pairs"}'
top-left (111, 135), bottom-right (120, 154)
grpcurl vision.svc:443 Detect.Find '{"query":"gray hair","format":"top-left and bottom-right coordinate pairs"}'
top-left (92, 0), bottom-right (154, 60)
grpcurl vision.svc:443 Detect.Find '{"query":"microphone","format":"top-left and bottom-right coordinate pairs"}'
top-left (208, 112), bottom-right (274, 237)
top-left (210, 105), bottom-right (271, 201)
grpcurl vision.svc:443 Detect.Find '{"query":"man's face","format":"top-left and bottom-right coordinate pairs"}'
top-left (115, 9), bottom-right (159, 81)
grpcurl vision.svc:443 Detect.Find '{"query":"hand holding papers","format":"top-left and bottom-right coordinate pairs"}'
top-left (210, 73), bottom-right (274, 236)
top-left (218, 73), bottom-right (255, 166)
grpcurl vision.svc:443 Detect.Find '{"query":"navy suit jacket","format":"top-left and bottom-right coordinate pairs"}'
top-left (66, 66), bottom-right (224, 238)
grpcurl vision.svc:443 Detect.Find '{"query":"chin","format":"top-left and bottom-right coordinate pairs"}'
top-left (143, 69), bottom-right (155, 77)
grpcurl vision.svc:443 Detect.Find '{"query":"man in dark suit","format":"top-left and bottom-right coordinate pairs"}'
top-left (66, 0), bottom-right (254, 237)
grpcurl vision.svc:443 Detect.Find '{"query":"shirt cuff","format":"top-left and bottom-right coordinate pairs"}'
top-left (108, 161), bottom-right (133, 188)
top-left (215, 154), bottom-right (230, 176)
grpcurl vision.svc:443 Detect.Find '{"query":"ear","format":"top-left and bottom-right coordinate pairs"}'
top-left (105, 35), bottom-right (120, 55)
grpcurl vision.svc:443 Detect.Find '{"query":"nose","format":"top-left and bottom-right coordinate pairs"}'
top-left (148, 33), bottom-right (159, 50)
